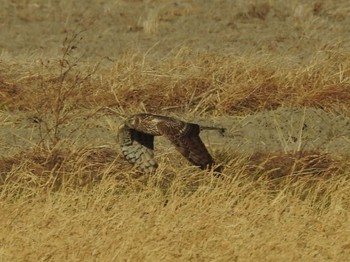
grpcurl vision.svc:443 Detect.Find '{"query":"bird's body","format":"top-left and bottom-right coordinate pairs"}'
top-left (118, 113), bottom-right (224, 173)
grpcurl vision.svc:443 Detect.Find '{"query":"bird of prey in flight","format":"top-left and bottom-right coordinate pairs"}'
top-left (118, 113), bottom-right (225, 173)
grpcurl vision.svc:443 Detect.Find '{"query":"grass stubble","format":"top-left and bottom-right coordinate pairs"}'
top-left (1, 1), bottom-right (350, 261)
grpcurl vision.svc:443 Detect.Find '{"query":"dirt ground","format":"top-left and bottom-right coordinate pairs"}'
top-left (1, 1), bottom-right (350, 261)
top-left (1, 0), bottom-right (350, 60)
top-left (1, 107), bottom-right (350, 159)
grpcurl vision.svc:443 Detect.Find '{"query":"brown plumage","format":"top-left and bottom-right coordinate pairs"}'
top-left (118, 113), bottom-right (225, 173)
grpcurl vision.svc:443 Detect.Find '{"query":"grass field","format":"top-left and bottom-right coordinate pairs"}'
top-left (1, 0), bottom-right (350, 261)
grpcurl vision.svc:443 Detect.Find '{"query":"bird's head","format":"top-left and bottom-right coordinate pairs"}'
top-left (125, 115), bottom-right (140, 129)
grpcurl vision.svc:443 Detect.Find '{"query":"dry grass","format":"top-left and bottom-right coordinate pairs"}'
top-left (1, 139), bottom-right (350, 261)
top-left (1, 0), bottom-right (350, 261)
top-left (2, 50), bottom-right (350, 115)
top-left (1, 147), bottom-right (350, 261)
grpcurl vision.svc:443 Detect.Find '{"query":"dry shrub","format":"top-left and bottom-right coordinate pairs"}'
top-left (1, 50), bottom-right (350, 115)
top-left (221, 81), bottom-right (283, 112)
top-left (247, 151), bottom-right (343, 179)
top-left (1, 147), bottom-right (345, 192)
top-left (0, 76), bottom-right (24, 109)
top-left (300, 84), bottom-right (350, 109)
top-left (218, 150), bottom-right (350, 209)
top-left (0, 147), bottom-right (126, 192)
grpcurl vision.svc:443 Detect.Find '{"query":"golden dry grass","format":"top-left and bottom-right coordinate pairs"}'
top-left (1, 0), bottom-right (350, 261)
top-left (1, 148), bottom-right (350, 261)
top-left (2, 50), bottom-right (350, 115)
top-left (1, 146), bottom-right (350, 261)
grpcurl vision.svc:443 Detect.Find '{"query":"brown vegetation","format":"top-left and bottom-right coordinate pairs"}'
top-left (2, 51), bottom-right (350, 115)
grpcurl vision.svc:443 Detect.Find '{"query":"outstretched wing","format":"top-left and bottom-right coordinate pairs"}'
top-left (118, 124), bottom-right (158, 173)
top-left (157, 121), bottom-right (216, 170)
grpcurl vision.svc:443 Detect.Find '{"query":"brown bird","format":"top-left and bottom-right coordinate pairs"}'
top-left (118, 113), bottom-right (225, 173)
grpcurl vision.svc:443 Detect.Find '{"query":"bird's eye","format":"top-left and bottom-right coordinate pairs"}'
top-left (126, 117), bottom-right (136, 127)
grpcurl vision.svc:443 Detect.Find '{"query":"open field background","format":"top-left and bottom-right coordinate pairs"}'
top-left (1, 0), bottom-right (350, 261)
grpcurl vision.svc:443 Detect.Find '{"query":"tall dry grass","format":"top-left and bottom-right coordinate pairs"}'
top-left (2, 47), bottom-right (350, 116)
top-left (1, 146), bottom-right (350, 261)
top-left (1, 89), bottom-right (350, 260)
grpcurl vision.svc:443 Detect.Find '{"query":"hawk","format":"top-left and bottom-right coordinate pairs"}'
top-left (118, 113), bottom-right (225, 174)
